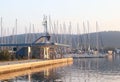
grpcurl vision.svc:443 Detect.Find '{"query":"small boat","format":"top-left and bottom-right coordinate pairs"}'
top-left (72, 53), bottom-right (107, 58)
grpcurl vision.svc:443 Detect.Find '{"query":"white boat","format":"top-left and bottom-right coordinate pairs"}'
top-left (72, 53), bottom-right (107, 58)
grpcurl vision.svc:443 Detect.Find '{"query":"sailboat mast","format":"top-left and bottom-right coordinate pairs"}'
top-left (15, 19), bottom-right (17, 44)
top-left (96, 21), bottom-right (99, 51)
top-left (83, 22), bottom-right (86, 51)
top-left (87, 21), bottom-right (90, 51)
top-left (1, 17), bottom-right (3, 50)
top-left (77, 23), bottom-right (80, 49)
top-left (48, 15), bottom-right (53, 42)
top-left (25, 27), bottom-right (27, 43)
top-left (1, 17), bottom-right (3, 44)
top-left (29, 23), bottom-right (31, 43)
top-left (60, 24), bottom-right (62, 44)
top-left (56, 20), bottom-right (59, 43)
top-left (69, 22), bottom-right (72, 46)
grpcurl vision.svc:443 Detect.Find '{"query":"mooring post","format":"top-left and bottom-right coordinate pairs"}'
top-left (28, 46), bottom-right (31, 59)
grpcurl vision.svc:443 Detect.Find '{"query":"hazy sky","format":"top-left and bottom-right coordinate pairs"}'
top-left (0, 0), bottom-right (120, 34)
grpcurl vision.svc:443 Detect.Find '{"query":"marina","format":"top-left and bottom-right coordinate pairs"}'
top-left (0, 0), bottom-right (120, 82)
top-left (0, 16), bottom-right (118, 82)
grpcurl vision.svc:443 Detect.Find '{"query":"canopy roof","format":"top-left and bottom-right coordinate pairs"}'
top-left (0, 42), bottom-right (70, 47)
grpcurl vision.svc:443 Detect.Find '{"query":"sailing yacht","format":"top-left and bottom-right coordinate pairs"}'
top-left (73, 21), bottom-right (107, 58)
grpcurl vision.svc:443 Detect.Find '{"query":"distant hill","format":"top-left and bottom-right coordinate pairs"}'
top-left (1, 31), bottom-right (120, 49)
top-left (89, 31), bottom-right (120, 48)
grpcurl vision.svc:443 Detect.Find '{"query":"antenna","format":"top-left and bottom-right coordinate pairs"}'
top-left (42, 15), bottom-right (50, 41)
top-left (43, 15), bottom-right (48, 36)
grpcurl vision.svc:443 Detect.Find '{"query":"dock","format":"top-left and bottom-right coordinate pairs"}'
top-left (0, 58), bottom-right (73, 74)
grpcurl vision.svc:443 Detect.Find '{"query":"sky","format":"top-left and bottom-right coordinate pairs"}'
top-left (0, 0), bottom-right (120, 35)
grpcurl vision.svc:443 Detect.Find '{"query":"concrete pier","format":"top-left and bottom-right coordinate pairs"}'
top-left (0, 61), bottom-right (73, 80)
top-left (0, 58), bottom-right (73, 74)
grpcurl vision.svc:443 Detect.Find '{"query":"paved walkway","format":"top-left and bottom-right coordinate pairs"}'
top-left (0, 59), bottom-right (43, 66)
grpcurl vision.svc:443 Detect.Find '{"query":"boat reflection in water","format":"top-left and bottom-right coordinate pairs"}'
top-left (0, 61), bottom-right (73, 82)
top-left (71, 56), bottom-right (120, 82)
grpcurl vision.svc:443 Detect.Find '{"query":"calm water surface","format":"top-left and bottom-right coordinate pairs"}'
top-left (1, 54), bottom-right (120, 82)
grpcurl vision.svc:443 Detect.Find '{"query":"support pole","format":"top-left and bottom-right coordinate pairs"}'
top-left (43, 47), bottom-right (49, 59)
top-left (28, 46), bottom-right (31, 59)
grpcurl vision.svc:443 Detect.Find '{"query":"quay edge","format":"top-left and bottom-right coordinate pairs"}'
top-left (0, 57), bottom-right (73, 74)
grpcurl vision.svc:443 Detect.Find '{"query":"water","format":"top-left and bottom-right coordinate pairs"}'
top-left (1, 55), bottom-right (120, 82)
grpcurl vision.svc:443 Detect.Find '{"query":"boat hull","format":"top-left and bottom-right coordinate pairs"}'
top-left (72, 53), bottom-right (107, 58)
